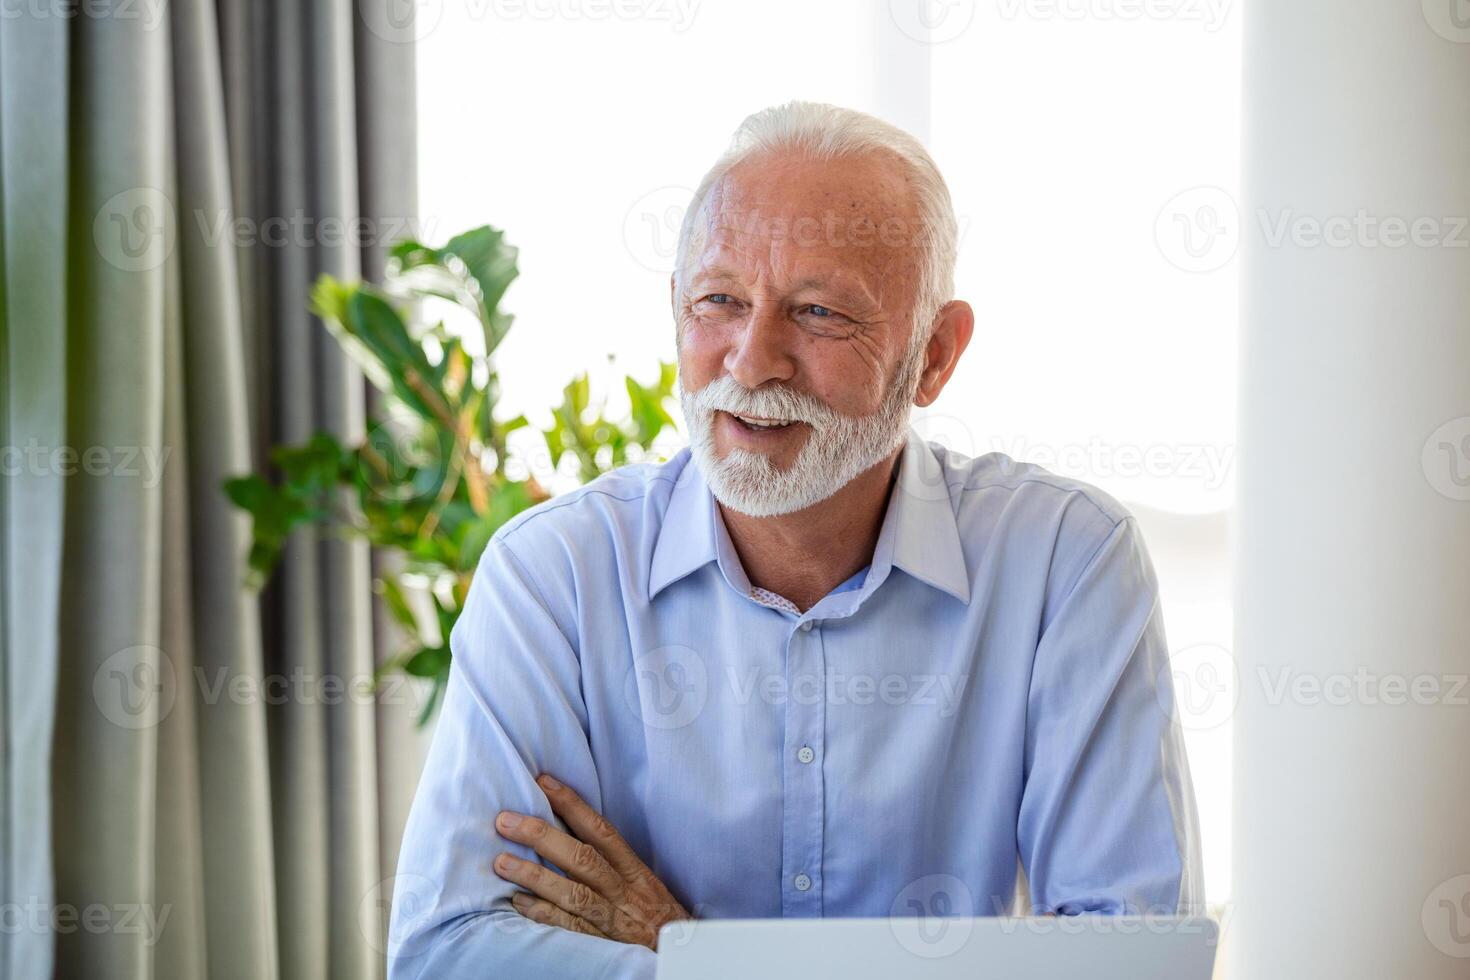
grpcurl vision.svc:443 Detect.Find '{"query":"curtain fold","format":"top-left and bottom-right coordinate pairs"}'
top-left (52, 8), bottom-right (170, 975)
top-left (0, 10), bottom-right (70, 980)
top-left (0, 1), bottom-right (421, 976)
top-left (353, 0), bottom-right (432, 910)
top-left (171, 0), bottom-right (281, 973)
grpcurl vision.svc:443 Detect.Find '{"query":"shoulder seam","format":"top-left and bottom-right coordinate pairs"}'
top-left (498, 474), bottom-right (679, 545)
top-left (490, 537), bottom-right (579, 655)
top-left (958, 476), bottom-right (1126, 527)
top-left (1075, 513), bottom-right (1136, 582)
top-left (1040, 514), bottom-right (1140, 639)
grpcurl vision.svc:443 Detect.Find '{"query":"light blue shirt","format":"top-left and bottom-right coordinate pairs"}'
top-left (389, 429), bottom-right (1202, 979)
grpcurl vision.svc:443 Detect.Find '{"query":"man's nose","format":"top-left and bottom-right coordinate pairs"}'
top-left (724, 305), bottom-right (795, 389)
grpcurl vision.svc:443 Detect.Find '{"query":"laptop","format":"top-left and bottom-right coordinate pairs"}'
top-left (656, 915), bottom-right (1219, 980)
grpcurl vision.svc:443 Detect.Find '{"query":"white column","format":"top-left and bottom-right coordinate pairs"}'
top-left (1233, 2), bottom-right (1470, 978)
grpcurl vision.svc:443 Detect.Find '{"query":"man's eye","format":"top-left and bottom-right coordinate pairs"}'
top-left (803, 304), bottom-right (839, 319)
top-left (704, 294), bottom-right (732, 305)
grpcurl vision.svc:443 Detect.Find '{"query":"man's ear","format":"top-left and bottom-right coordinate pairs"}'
top-left (669, 274), bottom-right (677, 313)
top-left (914, 300), bottom-right (975, 408)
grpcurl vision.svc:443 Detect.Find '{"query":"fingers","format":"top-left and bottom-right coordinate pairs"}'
top-left (494, 853), bottom-right (650, 944)
top-left (495, 809), bottom-right (624, 900)
top-left (496, 775), bottom-right (688, 949)
top-left (509, 892), bottom-right (608, 939)
top-left (535, 774), bottom-right (649, 880)
top-left (494, 852), bottom-right (618, 933)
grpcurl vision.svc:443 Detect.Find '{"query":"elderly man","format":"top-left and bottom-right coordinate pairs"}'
top-left (390, 102), bottom-right (1202, 979)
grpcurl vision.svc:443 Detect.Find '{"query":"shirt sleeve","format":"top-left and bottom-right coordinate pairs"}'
top-left (388, 536), bottom-right (658, 980)
top-left (1017, 515), bottom-right (1204, 916)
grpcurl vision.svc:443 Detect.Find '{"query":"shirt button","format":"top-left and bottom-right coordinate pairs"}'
top-left (797, 746), bottom-right (815, 764)
top-left (793, 873), bottom-right (812, 892)
top-left (798, 621), bottom-right (814, 632)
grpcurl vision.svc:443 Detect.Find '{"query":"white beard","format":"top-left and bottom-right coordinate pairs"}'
top-left (678, 338), bottom-right (927, 518)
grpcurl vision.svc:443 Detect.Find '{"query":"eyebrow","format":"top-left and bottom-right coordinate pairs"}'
top-left (687, 268), bottom-right (877, 310)
top-left (686, 268), bottom-right (743, 287)
top-left (789, 275), bottom-right (877, 310)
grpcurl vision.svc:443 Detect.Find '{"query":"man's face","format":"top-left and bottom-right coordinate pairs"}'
top-left (674, 150), bottom-right (931, 515)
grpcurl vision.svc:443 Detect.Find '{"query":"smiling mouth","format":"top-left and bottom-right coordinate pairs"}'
top-left (725, 412), bottom-right (800, 432)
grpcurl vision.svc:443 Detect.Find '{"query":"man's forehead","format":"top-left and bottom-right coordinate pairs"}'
top-left (689, 246), bottom-right (880, 293)
top-left (704, 151), bottom-right (914, 225)
top-left (684, 155), bottom-right (923, 289)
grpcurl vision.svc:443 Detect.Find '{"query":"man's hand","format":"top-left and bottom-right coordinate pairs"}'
top-left (494, 773), bottom-right (691, 950)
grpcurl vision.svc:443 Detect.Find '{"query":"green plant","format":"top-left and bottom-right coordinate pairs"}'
top-left (225, 226), bottom-right (677, 723)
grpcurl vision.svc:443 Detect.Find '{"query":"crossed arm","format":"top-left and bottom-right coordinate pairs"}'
top-left (386, 538), bottom-right (671, 980)
top-left (390, 520), bottom-right (1201, 976)
top-left (492, 773), bottom-right (690, 949)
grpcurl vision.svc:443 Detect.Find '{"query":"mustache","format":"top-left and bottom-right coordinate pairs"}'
top-left (681, 376), bottom-right (839, 429)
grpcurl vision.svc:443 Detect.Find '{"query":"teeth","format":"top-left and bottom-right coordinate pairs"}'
top-left (734, 414), bottom-right (794, 429)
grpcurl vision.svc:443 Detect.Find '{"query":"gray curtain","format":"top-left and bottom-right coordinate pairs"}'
top-left (0, 1), bottom-right (424, 977)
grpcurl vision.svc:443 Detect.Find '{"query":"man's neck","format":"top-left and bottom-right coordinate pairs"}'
top-left (718, 448), bottom-right (904, 613)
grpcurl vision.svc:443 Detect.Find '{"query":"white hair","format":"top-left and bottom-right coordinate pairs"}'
top-left (674, 100), bottom-right (960, 329)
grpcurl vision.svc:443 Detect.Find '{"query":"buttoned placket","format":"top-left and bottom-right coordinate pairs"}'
top-left (778, 612), bottom-right (826, 915)
top-left (739, 561), bottom-right (885, 916)
top-left (745, 588), bottom-right (826, 913)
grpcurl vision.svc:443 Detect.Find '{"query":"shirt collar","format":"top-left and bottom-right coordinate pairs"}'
top-left (648, 453), bottom-right (721, 600)
top-left (647, 428), bottom-right (971, 605)
top-left (875, 427), bottom-right (971, 603)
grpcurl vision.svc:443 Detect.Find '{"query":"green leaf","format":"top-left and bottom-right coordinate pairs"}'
top-left (456, 518), bottom-right (497, 572)
top-left (417, 676), bottom-right (447, 726)
top-left (430, 590), bottom-right (459, 647)
top-left (312, 277), bottom-right (447, 423)
top-left (392, 226), bottom-right (520, 356)
top-left (310, 277), bottom-right (396, 398)
top-left (403, 645), bottom-right (451, 680)
top-left (359, 421), bottom-right (453, 505)
top-left (500, 414), bottom-right (529, 435)
top-left (272, 433), bottom-right (344, 496)
top-left (544, 417), bottom-right (566, 463)
top-left (375, 575), bottom-right (421, 636)
top-left (223, 474), bottom-right (273, 515)
top-left (442, 227), bottom-right (519, 346)
top-left (565, 374), bottom-right (590, 417)
top-left (432, 334), bottom-right (463, 388)
top-left (489, 479), bottom-right (537, 528)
